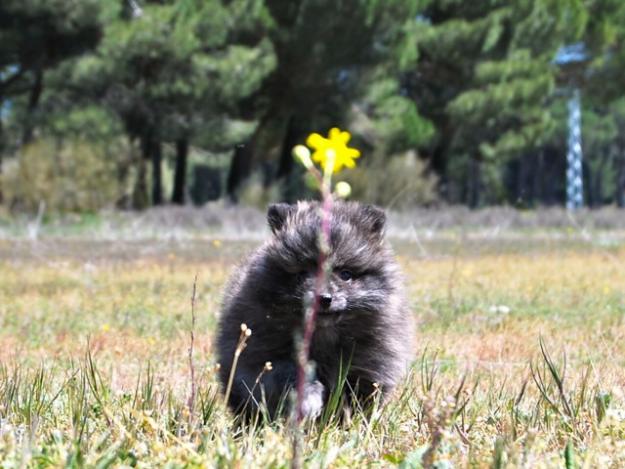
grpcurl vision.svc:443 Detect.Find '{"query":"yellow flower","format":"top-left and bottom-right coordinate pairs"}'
top-left (306, 127), bottom-right (360, 173)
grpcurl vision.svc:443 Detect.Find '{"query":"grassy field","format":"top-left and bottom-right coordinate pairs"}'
top-left (1, 232), bottom-right (625, 467)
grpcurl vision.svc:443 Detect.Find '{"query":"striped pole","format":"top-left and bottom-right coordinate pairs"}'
top-left (566, 89), bottom-right (583, 210)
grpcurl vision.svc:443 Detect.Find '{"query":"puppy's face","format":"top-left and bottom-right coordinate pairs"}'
top-left (265, 201), bottom-right (394, 321)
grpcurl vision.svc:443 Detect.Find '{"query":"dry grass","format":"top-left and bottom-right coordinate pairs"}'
top-left (1, 237), bottom-right (625, 467)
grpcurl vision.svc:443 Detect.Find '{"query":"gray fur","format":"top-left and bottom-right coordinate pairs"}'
top-left (216, 201), bottom-right (415, 418)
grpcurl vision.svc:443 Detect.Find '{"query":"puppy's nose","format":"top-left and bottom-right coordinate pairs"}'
top-left (319, 293), bottom-right (332, 309)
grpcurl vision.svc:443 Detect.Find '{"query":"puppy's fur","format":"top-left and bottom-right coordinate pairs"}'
top-left (216, 201), bottom-right (414, 418)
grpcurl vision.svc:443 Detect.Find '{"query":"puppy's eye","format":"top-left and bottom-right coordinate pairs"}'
top-left (339, 270), bottom-right (353, 281)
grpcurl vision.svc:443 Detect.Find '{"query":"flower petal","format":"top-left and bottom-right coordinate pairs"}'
top-left (329, 127), bottom-right (341, 140)
top-left (311, 150), bottom-right (325, 163)
top-left (306, 133), bottom-right (327, 150)
top-left (343, 158), bottom-right (356, 168)
top-left (338, 130), bottom-right (351, 144)
top-left (345, 148), bottom-right (360, 159)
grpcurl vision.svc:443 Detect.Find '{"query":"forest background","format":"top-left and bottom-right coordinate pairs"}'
top-left (2, 0), bottom-right (625, 214)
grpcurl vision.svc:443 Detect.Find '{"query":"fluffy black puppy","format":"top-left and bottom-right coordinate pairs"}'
top-left (216, 201), bottom-right (414, 418)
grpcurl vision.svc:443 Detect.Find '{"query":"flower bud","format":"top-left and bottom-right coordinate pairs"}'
top-left (292, 145), bottom-right (313, 170)
top-left (335, 181), bottom-right (352, 198)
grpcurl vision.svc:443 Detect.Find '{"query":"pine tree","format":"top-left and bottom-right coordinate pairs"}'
top-left (0, 0), bottom-right (103, 202)
top-left (580, 0), bottom-right (625, 206)
top-left (225, 0), bottom-right (429, 201)
top-left (406, 0), bottom-right (587, 206)
top-left (69, 0), bottom-right (275, 206)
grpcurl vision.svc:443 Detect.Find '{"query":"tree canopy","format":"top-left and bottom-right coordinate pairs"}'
top-left (1, 0), bottom-right (625, 210)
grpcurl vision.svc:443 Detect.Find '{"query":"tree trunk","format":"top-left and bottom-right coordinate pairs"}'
top-left (277, 115), bottom-right (303, 202)
top-left (591, 150), bottom-right (609, 207)
top-left (151, 139), bottom-right (163, 205)
top-left (226, 144), bottom-right (251, 203)
top-left (135, 132), bottom-right (158, 208)
top-left (132, 151), bottom-right (149, 210)
top-left (22, 68), bottom-right (44, 145)
top-left (226, 110), bottom-right (277, 201)
top-left (533, 150), bottom-right (544, 206)
top-left (0, 118), bottom-right (3, 204)
top-left (515, 156), bottom-right (525, 205)
top-left (617, 154), bottom-right (625, 208)
top-left (0, 152), bottom-right (3, 205)
top-left (467, 156), bottom-right (481, 208)
top-left (172, 138), bottom-right (188, 204)
top-left (277, 115), bottom-right (297, 179)
top-left (115, 136), bottom-right (134, 209)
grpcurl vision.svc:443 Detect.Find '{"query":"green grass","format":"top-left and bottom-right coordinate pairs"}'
top-left (1, 237), bottom-right (625, 467)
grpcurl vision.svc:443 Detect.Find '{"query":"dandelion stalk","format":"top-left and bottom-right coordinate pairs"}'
top-left (291, 131), bottom-right (359, 469)
top-left (187, 273), bottom-right (198, 426)
top-left (224, 323), bottom-right (252, 406)
top-left (295, 149), bottom-right (335, 423)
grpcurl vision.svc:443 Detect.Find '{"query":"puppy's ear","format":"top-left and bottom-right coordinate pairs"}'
top-left (267, 203), bottom-right (294, 234)
top-left (360, 204), bottom-right (386, 238)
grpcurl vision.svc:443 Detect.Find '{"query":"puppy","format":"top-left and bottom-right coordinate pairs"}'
top-left (216, 201), bottom-right (414, 418)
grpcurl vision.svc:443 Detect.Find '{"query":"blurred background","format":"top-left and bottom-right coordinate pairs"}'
top-left (1, 0), bottom-right (625, 217)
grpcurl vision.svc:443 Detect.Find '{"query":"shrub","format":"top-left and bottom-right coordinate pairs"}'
top-left (237, 170), bottom-right (282, 209)
top-left (343, 150), bottom-right (438, 209)
top-left (1, 138), bottom-right (127, 213)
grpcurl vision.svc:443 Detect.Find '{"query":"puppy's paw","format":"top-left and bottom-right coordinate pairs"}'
top-left (301, 380), bottom-right (325, 419)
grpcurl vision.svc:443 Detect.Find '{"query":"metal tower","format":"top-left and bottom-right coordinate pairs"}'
top-left (566, 89), bottom-right (583, 210)
top-left (555, 43), bottom-right (587, 210)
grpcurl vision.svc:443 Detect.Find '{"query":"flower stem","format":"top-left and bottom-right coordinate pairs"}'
top-left (295, 190), bottom-right (333, 422)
